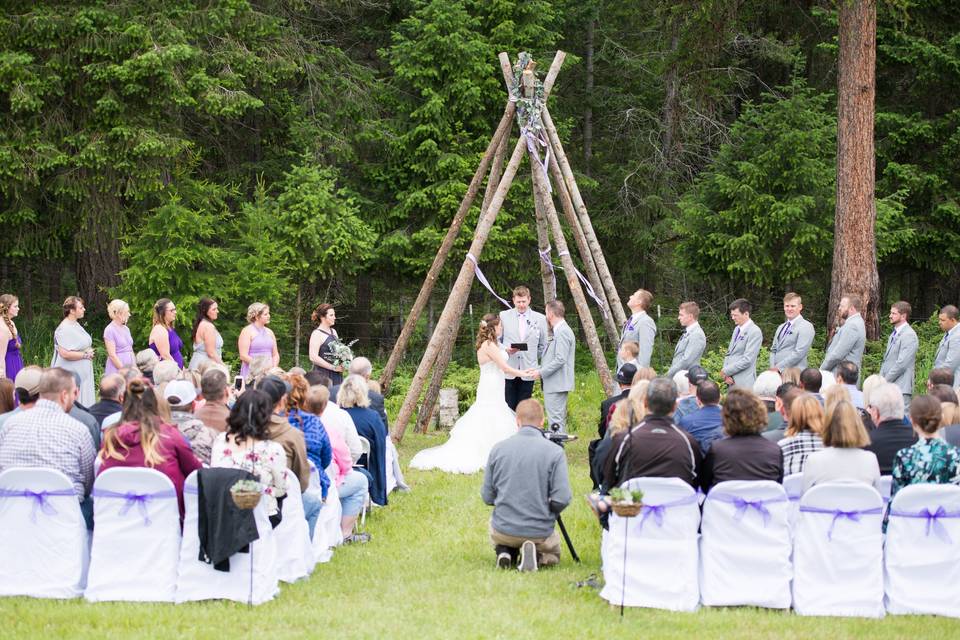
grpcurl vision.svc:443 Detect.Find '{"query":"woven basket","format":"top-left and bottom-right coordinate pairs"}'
top-left (610, 501), bottom-right (643, 518)
top-left (231, 490), bottom-right (261, 510)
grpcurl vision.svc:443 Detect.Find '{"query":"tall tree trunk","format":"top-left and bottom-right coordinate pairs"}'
top-left (76, 230), bottom-right (121, 311)
top-left (829, 0), bottom-right (880, 339)
top-left (295, 284), bottom-right (302, 367)
top-left (583, 11), bottom-right (595, 174)
top-left (661, 27), bottom-right (681, 169)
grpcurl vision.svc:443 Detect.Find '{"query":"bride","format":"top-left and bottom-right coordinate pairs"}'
top-left (409, 313), bottom-right (530, 474)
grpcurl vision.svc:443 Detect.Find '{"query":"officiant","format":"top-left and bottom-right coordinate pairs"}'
top-left (499, 286), bottom-right (549, 411)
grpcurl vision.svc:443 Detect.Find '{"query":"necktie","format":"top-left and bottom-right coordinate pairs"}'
top-left (732, 326), bottom-right (741, 344)
top-left (518, 313), bottom-right (526, 341)
top-left (777, 321), bottom-right (792, 343)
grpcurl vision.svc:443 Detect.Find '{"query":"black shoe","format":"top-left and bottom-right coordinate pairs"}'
top-left (518, 540), bottom-right (538, 572)
top-left (496, 552), bottom-right (512, 569)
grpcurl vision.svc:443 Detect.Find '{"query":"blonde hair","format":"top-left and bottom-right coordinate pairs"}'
top-left (619, 341), bottom-right (639, 358)
top-left (246, 302), bottom-right (269, 324)
top-left (475, 313), bottom-right (500, 351)
top-left (0, 294), bottom-right (17, 337)
top-left (785, 394), bottom-right (824, 437)
top-left (609, 380), bottom-right (650, 435)
top-left (246, 355), bottom-right (273, 384)
top-left (304, 385), bottom-right (330, 415)
top-left (338, 374), bottom-right (371, 409)
top-left (823, 384), bottom-right (851, 415)
top-left (633, 289), bottom-right (653, 310)
top-left (632, 367), bottom-right (657, 385)
top-left (107, 299), bottom-right (129, 321)
top-left (822, 400), bottom-right (870, 448)
top-left (862, 374), bottom-right (887, 408)
top-left (135, 348), bottom-right (159, 373)
top-left (781, 367), bottom-right (801, 386)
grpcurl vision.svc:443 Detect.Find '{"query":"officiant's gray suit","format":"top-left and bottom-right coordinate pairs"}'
top-left (666, 323), bottom-right (706, 378)
top-left (933, 327), bottom-right (960, 387)
top-left (821, 312), bottom-right (866, 375)
top-left (499, 308), bottom-right (548, 380)
top-left (540, 319), bottom-right (576, 432)
top-left (722, 320), bottom-right (762, 389)
top-left (769, 315), bottom-right (815, 371)
top-left (880, 322), bottom-right (919, 408)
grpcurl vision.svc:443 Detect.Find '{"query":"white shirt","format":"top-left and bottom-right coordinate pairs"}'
top-left (685, 321), bottom-right (700, 335)
top-left (322, 402), bottom-right (363, 464)
top-left (801, 447), bottom-right (882, 494)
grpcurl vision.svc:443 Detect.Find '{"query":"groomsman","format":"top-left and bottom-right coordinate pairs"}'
top-left (617, 289), bottom-right (656, 370)
top-left (531, 300), bottom-right (576, 433)
top-left (500, 286), bottom-right (548, 410)
top-left (769, 292), bottom-right (815, 372)
top-left (820, 294), bottom-right (867, 376)
top-left (722, 299), bottom-right (762, 389)
top-left (933, 305), bottom-right (960, 386)
top-left (880, 301), bottom-right (919, 410)
top-left (666, 301), bottom-right (707, 378)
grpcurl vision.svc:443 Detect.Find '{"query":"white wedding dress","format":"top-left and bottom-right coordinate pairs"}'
top-left (409, 352), bottom-right (518, 474)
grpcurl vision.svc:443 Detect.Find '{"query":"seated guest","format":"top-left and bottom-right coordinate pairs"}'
top-left (927, 367), bottom-right (955, 392)
top-left (482, 399), bottom-right (571, 571)
top-left (802, 400), bottom-right (882, 493)
top-left (677, 379), bottom-right (723, 454)
top-left (64, 371), bottom-right (101, 450)
top-left (304, 385), bottom-right (370, 543)
top-left (799, 368), bottom-right (823, 404)
top-left (163, 380), bottom-right (218, 464)
top-left (763, 383), bottom-right (799, 442)
top-left (929, 383), bottom-right (958, 406)
top-left (836, 361), bottom-right (864, 409)
top-left (861, 373), bottom-right (887, 431)
top-left (0, 379), bottom-right (13, 415)
top-left (284, 373), bottom-right (332, 499)
top-left (88, 373), bottom-right (125, 427)
top-left (211, 389), bottom-right (288, 520)
top-left (865, 382), bottom-right (917, 475)
top-left (152, 360), bottom-right (180, 387)
top-left (338, 374), bottom-right (388, 506)
top-left (590, 380), bottom-right (650, 489)
top-left (598, 364), bottom-right (635, 439)
top-left (890, 395), bottom-right (960, 501)
top-left (0, 366), bottom-right (42, 429)
top-left (99, 380), bottom-right (202, 519)
top-left (632, 366), bottom-right (657, 385)
top-left (193, 368), bottom-right (231, 432)
top-left (781, 367), bottom-right (801, 386)
top-left (820, 370), bottom-right (838, 393)
top-left (700, 389), bottom-right (783, 493)
top-left (308, 372), bottom-right (364, 463)
top-left (753, 370), bottom-right (783, 432)
top-left (0, 368), bottom-right (96, 528)
top-left (941, 402), bottom-right (960, 447)
top-left (673, 371), bottom-right (698, 421)
top-left (135, 348), bottom-right (159, 383)
top-left (778, 393), bottom-right (824, 475)
top-left (601, 377), bottom-right (702, 491)
top-left (823, 384), bottom-right (851, 415)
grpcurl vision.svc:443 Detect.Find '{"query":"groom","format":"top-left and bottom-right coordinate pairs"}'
top-left (529, 300), bottom-right (575, 433)
top-left (500, 285), bottom-right (549, 410)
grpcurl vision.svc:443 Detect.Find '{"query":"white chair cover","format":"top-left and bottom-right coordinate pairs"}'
top-left (879, 475), bottom-right (893, 503)
top-left (699, 481), bottom-right (792, 608)
top-left (174, 471), bottom-right (279, 605)
top-left (386, 440), bottom-right (398, 495)
top-left (792, 481), bottom-right (884, 617)
top-left (782, 473), bottom-right (803, 533)
top-left (884, 483), bottom-right (960, 617)
top-left (312, 482), bottom-right (343, 564)
top-left (274, 469), bottom-right (313, 583)
top-left (84, 468), bottom-right (181, 602)
top-left (308, 460), bottom-right (322, 493)
top-left (599, 477), bottom-right (700, 611)
top-left (0, 467), bottom-right (89, 598)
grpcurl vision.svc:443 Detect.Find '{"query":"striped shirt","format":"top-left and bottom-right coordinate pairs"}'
top-left (778, 430), bottom-right (824, 476)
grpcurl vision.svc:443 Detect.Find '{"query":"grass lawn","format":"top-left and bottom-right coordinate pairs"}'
top-left (1, 371), bottom-right (958, 639)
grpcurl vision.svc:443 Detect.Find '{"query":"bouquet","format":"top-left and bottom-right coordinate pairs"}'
top-left (230, 479), bottom-right (263, 510)
top-left (327, 338), bottom-right (358, 369)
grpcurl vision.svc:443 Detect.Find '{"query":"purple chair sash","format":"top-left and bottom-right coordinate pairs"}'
top-left (92, 488), bottom-right (177, 526)
top-left (634, 493), bottom-right (699, 534)
top-left (184, 484), bottom-right (198, 495)
top-left (888, 506), bottom-right (960, 545)
top-left (799, 505), bottom-right (883, 541)
top-left (0, 488), bottom-right (77, 522)
top-left (709, 493), bottom-right (787, 527)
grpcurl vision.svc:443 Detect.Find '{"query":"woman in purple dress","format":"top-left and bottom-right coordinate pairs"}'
top-left (148, 298), bottom-right (184, 369)
top-left (104, 299), bottom-right (135, 375)
top-left (0, 294), bottom-right (24, 386)
top-left (238, 302), bottom-right (279, 379)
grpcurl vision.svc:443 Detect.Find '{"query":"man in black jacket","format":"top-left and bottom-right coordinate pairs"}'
top-left (88, 374), bottom-right (125, 427)
top-left (598, 364), bottom-right (636, 439)
top-left (865, 382), bottom-right (917, 474)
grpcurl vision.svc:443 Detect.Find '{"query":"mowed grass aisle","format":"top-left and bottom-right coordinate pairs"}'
top-left (0, 372), bottom-right (957, 638)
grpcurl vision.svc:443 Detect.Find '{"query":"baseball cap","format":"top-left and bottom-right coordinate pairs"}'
top-left (163, 380), bottom-right (198, 406)
top-left (616, 363), bottom-right (638, 385)
top-left (14, 367), bottom-right (43, 397)
top-left (686, 366), bottom-right (709, 385)
top-left (255, 375), bottom-right (292, 404)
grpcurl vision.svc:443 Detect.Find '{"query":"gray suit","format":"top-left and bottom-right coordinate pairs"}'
top-left (821, 312), bottom-right (866, 374)
top-left (666, 322), bottom-right (707, 378)
top-left (722, 320), bottom-right (762, 389)
top-left (769, 315), bottom-right (815, 371)
top-left (933, 327), bottom-right (960, 387)
top-left (540, 320), bottom-right (576, 432)
top-left (617, 311), bottom-right (656, 369)
top-left (499, 308), bottom-right (548, 381)
top-left (880, 323), bottom-right (919, 405)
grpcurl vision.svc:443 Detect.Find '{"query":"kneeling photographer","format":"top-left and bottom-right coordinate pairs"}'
top-left (481, 399), bottom-right (572, 572)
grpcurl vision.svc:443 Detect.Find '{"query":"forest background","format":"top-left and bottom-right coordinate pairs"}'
top-left (2, 0), bottom-right (958, 389)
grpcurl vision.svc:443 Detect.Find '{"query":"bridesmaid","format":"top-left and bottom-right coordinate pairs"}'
top-left (149, 298), bottom-right (184, 368)
top-left (309, 303), bottom-right (343, 387)
top-left (188, 297), bottom-right (224, 371)
top-left (51, 296), bottom-right (96, 406)
top-left (104, 299), bottom-right (135, 375)
top-left (238, 302), bottom-right (279, 379)
top-left (0, 294), bottom-right (24, 385)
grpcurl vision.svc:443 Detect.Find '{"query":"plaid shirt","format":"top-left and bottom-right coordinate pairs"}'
top-left (0, 399), bottom-right (96, 497)
top-left (778, 430), bottom-right (824, 476)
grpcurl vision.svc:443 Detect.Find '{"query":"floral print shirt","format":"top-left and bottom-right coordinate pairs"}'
top-left (211, 433), bottom-right (288, 515)
top-left (890, 437), bottom-right (960, 501)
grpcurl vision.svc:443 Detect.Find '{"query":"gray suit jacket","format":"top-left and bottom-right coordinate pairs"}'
top-left (769, 315), bottom-right (815, 371)
top-left (880, 323), bottom-right (919, 395)
top-left (667, 322), bottom-right (707, 378)
top-left (933, 328), bottom-right (960, 387)
top-left (541, 320), bottom-right (575, 393)
top-left (499, 308), bottom-right (548, 381)
top-left (722, 320), bottom-right (762, 389)
top-left (618, 311), bottom-right (656, 369)
top-left (821, 313), bottom-right (866, 373)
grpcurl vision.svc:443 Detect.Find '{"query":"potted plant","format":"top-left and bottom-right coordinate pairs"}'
top-left (230, 479), bottom-right (263, 510)
top-left (607, 487), bottom-right (644, 517)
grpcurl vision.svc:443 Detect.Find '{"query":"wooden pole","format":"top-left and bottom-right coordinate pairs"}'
top-left (392, 137), bottom-right (528, 443)
top-left (528, 142), bottom-right (616, 395)
top-left (540, 105), bottom-right (627, 331)
top-left (532, 179), bottom-right (556, 306)
top-left (381, 101), bottom-right (517, 393)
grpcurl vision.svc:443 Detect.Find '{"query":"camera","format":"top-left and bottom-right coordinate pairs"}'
top-left (545, 423), bottom-right (577, 446)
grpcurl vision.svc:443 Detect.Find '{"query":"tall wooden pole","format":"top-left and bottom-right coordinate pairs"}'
top-left (381, 102), bottom-right (517, 393)
top-left (532, 180), bottom-right (556, 306)
top-left (540, 105), bottom-right (627, 331)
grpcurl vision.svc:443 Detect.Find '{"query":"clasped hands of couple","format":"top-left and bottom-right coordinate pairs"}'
top-left (519, 368), bottom-right (541, 379)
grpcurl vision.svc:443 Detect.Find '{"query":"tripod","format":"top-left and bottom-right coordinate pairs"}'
top-left (556, 513), bottom-right (580, 563)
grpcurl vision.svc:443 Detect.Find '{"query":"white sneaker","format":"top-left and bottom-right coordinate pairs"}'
top-left (518, 540), bottom-right (538, 572)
